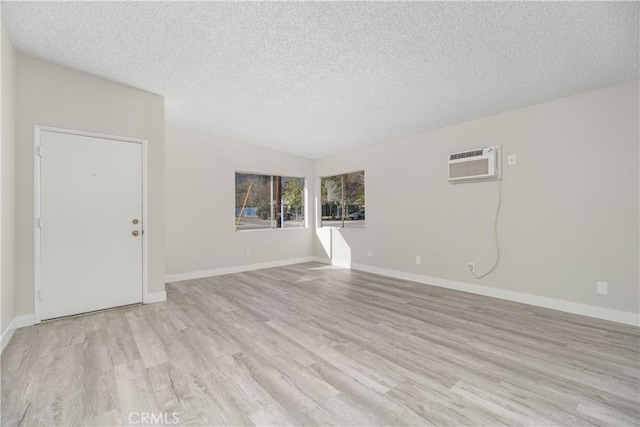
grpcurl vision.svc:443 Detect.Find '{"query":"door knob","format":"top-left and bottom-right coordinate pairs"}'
top-left (132, 230), bottom-right (139, 236)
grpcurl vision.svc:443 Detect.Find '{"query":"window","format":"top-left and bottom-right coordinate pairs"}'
top-left (321, 171), bottom-right (365, 228)
top-left (235, 173), bottom-right (305, 231)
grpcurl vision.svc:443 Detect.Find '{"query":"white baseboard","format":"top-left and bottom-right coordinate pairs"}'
top-left (165, 257), bottom-right (318, 283)
top-left (1, 313), bottom-right (38, 353)
top-left (1, 318), bottom-right (17, 353)
top-left (144, 291), bottom-right (167, 304)
top-left (343, 261), bottom-right (639, 327)
top-left (326, 258), bottom-right (350, 268)
top-left (16, 313), bottom-right (36, 328)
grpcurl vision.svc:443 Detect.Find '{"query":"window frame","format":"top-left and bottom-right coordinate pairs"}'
top-left (318, 170), bottom-right (365, 229)
top-left (235, 171), bottom-right (307, 232)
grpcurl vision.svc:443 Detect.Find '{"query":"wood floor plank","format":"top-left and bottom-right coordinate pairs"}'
top-left (2, 262), bottom-right (638, 426)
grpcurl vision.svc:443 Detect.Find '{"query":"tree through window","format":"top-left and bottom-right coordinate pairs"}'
top-left (321, 171), bottom-right (365, 228)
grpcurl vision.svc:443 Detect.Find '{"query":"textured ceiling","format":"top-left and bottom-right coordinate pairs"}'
top-left (2, 2), bottom-right (638, 159)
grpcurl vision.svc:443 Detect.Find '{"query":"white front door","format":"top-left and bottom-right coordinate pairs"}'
top-left (39, 130), bottom-right (143, 320)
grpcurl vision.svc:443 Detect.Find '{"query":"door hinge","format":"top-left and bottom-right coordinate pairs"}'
top-left (37, 145), bottom-right (42, 157)
top-left (37, 217), bottom-right (42, 229)
top-left (38, 290), bottom-right (42, 301)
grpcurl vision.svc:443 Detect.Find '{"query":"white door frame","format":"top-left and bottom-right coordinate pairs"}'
top-left (34, 125), bottom-right (149, 324)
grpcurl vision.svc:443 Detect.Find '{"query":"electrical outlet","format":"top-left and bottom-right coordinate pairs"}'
top-left (468, 262), bottom-right (475, 272)
top-left (367, 249), bottom-right (373, 257)
top-left (596, 281), bottom-right (608, 295)
top-left (416, 256), bottom-right (421, 265)
top-left (246, 249), bottom-right (251, 257)
top-left (508, 154), bottom-right (517, 165)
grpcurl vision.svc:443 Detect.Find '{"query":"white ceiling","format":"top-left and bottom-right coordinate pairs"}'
top-left (2, 2), bottom-right (638, 159)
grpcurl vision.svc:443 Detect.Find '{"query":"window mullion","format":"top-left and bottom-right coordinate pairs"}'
top-left (341, 174), bottom-right (345, 228)
top-left (270, 175), bottom-right (274, 229)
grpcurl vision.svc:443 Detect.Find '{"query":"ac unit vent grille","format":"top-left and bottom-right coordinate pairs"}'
top-left (450, 150), bottom-right (484, 160)
top-left (448, 145), bottom-right (501, 183)
top-left (449, 159), bottom-right (489, 179)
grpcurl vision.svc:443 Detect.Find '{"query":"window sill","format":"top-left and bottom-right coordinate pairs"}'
top-left (235, 226), bottom-right (308, 233)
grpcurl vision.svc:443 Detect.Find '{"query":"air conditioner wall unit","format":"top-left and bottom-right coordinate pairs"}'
top-left (448, 145), bottom-right (502, 183)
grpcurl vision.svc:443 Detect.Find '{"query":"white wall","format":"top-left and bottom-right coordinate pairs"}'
top-left (6, 53), bottom-right (637, 327)
top-left (15, 54), bottom-right (165, 318)
top-left (1, 25), bottom-right (16, 345)
top-left (313, 81), bottom-right (639, 318)
top-left (165, 123), bottom-right (314, 280)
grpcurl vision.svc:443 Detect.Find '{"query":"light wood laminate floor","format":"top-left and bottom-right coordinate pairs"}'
top-left (2, 262), bottom-right (639, 426)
